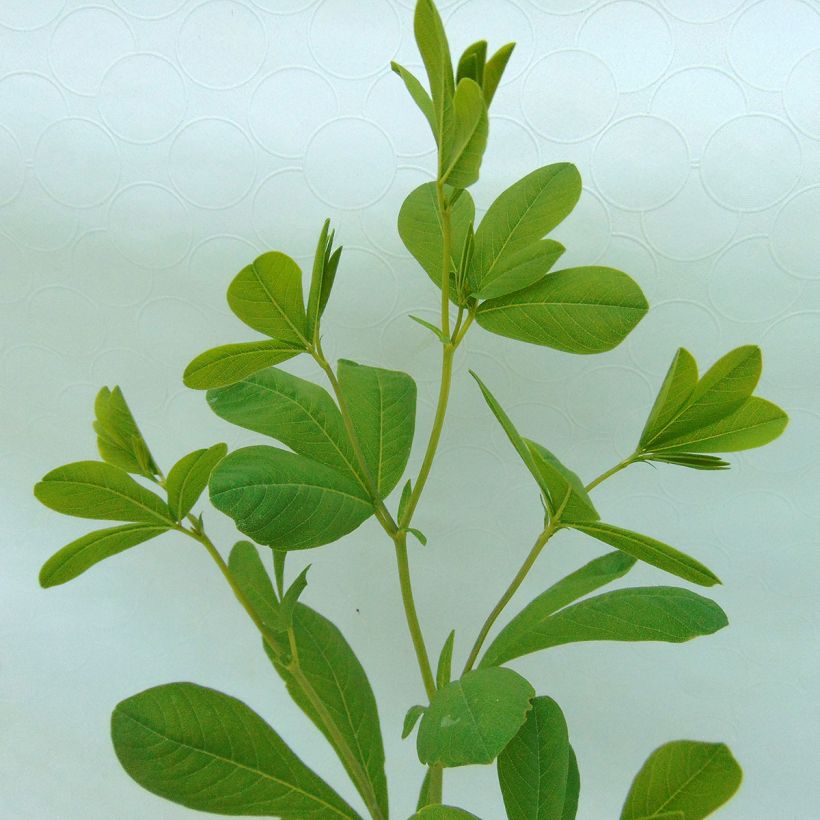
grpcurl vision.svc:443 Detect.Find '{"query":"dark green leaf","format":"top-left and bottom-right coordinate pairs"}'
top-left (571, 522), bottom-right (720, 587)
top-left (563, 747), bottom-right (580, 820)
top-left (94, 386), bottom-right (158, 478)
top-left (391, 61), bottom-right (436, 137)
top-left (524, 439), bottom-right (598, 522)
top-left (227, 251), bottom-right (308, 345)
top-left (265, 604), bottom-right (388, 819)
top-left (183, 340), bottom-right (303, 390)
top-left (417, 768), bottom-right (433, 811)
top-left (403, 705), bottom-right (427, 740)
top-left (498, 696), bottom-right (571, 820)
top-left (39, 523), bottom-right (170, 588)
top-left (469, 164), bottom-right (581, 294)
top-left (399, 479), bottom-right (413, 522)
top-left (620, 740), bottom-right (742, 820)
top-left (273, 549), bottom-right (287, 597)
top-left (457, 40), bottom-right (487, 85)
top-left (417, 667), bottom-right (534, 767)
top-left (279, 565), bottom-right (310, 630)
top-left (647, 453), bottom-right (730, 470)
top-left (474, 239), bottom-right (565, 300)
top-left (441, 78), bottom-right (488, 189)
top-left (481, 551), bottom-right (636, 667)
top-left (209, 445), bottom-right (374, 550)
top-left (639, 349), bottom-right (698, 447)
top-left (35, 461), bottom-right (173, 525)
top-left (111, 682), bottom-right (361, 818)
top-left (228, 540), bottom-right (280, 634)
top-left (436, 629), bottom-right (455, 689)
top-left (483, 42), bottom-right (515, 104)
top-left (483, 587), bottom-right (727, 666)
top-left (412, 807), bottom-right (480, 819)
top-left (165, 443), bottom-right (227, 521)
top-left (476, 267), bottom-right (648, 353)
top-left (337, 359), bottom-right (417, 498)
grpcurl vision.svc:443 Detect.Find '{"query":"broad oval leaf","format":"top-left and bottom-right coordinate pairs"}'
top-left (94, 386), bottom-right (158, 478)
top-left (570, 522), bottom-right (720, 587)
top-left (227, 251), bottom-right (308, 345)
top-left (35, 461), bottom-right (173, 525)
top-left (209, 445), bottom-right (374, 550)
top-left (39, 523), bottom-right (170, 588)
top-left (498, 696), bottom-right (571, 820)
top-left (265, 603), bottom-right (388, 819)
top-left (111, 682), bottom-right (361, 819)
top-left (207, 368), bottom-right (360, 483)
top-left (483, 587), bottom-right (727, 667)
top-left (621, 740), bottom-right (742, 820)
top-left (183, 340), bottom-right (303, 390)
top-left (475, 238), bottom-right (565, 301)
top-left (476, 266), bottom-right (648, 354)
top-left (417, 667), bottom-right (534, 767)
top-left (165, 443), bottom-right (227, 521)
top-left (412, 807), bottom-right (481, 819)
top-left (337, 359), bottom-right (417, 498)
top-left (469, 163), bottom-right (581, 294)
top-left (441, 77), bottom-right (488, 188)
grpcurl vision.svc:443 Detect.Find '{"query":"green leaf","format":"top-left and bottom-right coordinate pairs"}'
top-left (39, 523), bottom-right (170, 588)
top-left (642, 346), bottom-right (761, 450)
top-left (265, 603), bottom-right (389, 819)
top-left (483, 587), bottom-right (727, 667)
top-left (391, 61), bottom-right (436, 137)
top-left (227, 251), bottom-right (308, 345)
top-left (403, 705), bottom-right (427, 740)
top-left (399, 479), bottom-right (413, 522)
top-left (481, 551), bottom-right (637, 667)
top-left (209, 445), bottom-right (374, 550)
top-left (412, 807), bottom-right (481, 819)
top-left (273, 549), bottom-right (287, 597)
top-left (639, 349), bottom-right (698, 447)
top-left (457, 40), bottom-right (487, 85)
top-left (441, 78), bottom-right (488, 188)
top-left (563, 747), bottom-right (580, 820)
top-left (417, 667), bottom-right (534, 767)
top-left (307, 219), bottom-right (340, 341)
top-left (436, 629), bottom-right (455, 689)
top-left (337, 359), bottom-right (417, 498)
top-left (621, 740), bottom-right (742, 820)
top-left (410, 314), bottom-right (450, 342)
top-left (183, 340), bottom-right (304, 390)
top-left (94, 386), bottom-right (158, 478)
top-left (407, 527), bottom-right (428, 546)
top-left (483, 42), bottom-right (515, 104)
top-left (468, 163), bottom-right (581, 294)
top-left (111, 682), bottom-right (361, 818)
top-left (476, 266), bottom-right (648, 354)
top-left (475, 239), bottom-right (565, 300)
top-left (165, 443), bottom-right (228, 521)
top-left (417, 768), bottom-right (433, 811)
top-left (570, 522), bottom-right (720, 587)
top-left (524, 439), bottom-right (598, 522)
top-left (207, 368), bottom-right (361, 484)
top-left (398, 181), bottom-right (475, 291)
top-left (647, 453), bottom-right (730, 470)
top-left (228, 540), bottom-right (280, 634)
top-left (498, 696), bottom-right (571, 820)
top-left (279, 565), bottom-right (310, 630)
top-left (35, 461), bottom-right (173, 525)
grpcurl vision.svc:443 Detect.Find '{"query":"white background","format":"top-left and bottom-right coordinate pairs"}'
top-left (2, 1), bottom-right (819, 818)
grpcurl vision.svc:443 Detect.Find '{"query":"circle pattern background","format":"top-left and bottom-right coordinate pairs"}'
top-left (0, 2), bottom-right (818, 819)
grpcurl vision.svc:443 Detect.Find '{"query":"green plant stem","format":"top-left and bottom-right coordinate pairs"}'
top-left (585, 453), bottom-right (636, 492)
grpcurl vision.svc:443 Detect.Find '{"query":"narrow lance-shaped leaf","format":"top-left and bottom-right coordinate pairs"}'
top-left (525, 439), bottom-right (598, 522)
top-left (227, 541), bottom-right (280, 635)
top-left (403, 705), bottom-right (427, 740)
top-left (264, 603), bottom-right (389, 819)
top-left (209, 445), bottom-right (374, 550)
top-left (570, 521), bottom-right (720, 587)
top-left (306, 219), bottom-right (341, 341)
top-left (412, 807), bottom-right (481, 819)
top-left (476, 267), bottom-right (648, 354)
top-left (483, 42), bottom-right (515, 104)
top-left (456, 40), bottom-right (487, 85)
top-left (647, 453), bottom-right (730, 470)
top-left (35, 461), bottom-right (173, 525)
top-left (620, 740), bottom-right (742, 820)
top-left (441, 78), bottom-right (488, 189)
top-left (391, 61), bottom-right (436, 137)
top-left (183, 340), bottom-right (303, 390)
top-left (94, 386), bottom-right (158, 478)
top-left (417, 667), bottom-right (534, 767)
top-left (436, 629), bottom-right (455, 689)
top-left (278, 565), bottom-right (310, 631)
top-left (498, 696), bottom-right (571, 820)
top-left (165, 443), bottom-right (227, 521)
top-left (483, 586), bottom-right (728, 667)
top-left (111, 682), bottom-right (361, 818)
top-left (639, 348), bottom-right (698, 447)
top-left (563, 747), bottom-right (580, 820)
top-left (39, 523), bottom-right (171, 588)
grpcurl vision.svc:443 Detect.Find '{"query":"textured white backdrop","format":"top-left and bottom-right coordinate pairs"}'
top-left (2, 1), bottom-right (819, 818)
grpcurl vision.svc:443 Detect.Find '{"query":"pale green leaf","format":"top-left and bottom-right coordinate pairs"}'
top-left (469, 163), bottom-right (581, 294)
top-left (94, 386), bottom-right (158, 478)
top-left (265, 604), bottom-right (389, 818)
top-left (111, 682), bottom-right (361, 818)
top-left (483, 587), bottom-right (727, 667)
top-left (570, 522), bottom-right (720, 587)
top-left (475, 239), bottom-right (565, 300)
top-left (209, 445), bottom-right (374, 550)
top-left (412, 807), bottom-right (480, 819)
top-left (456, 40), bottom-right (487, 85)
top-left (620, 741), bottom-right (742, 820)
top-left (183, 340), bottom-right (303, 390)
top-left (35, 461), bottom-right (173, 525)
top-left (410, 314), bottom-right (450, 342)
top-left (524, 439), bottom-right (598, 522)
top-left (39, 523), bottom-right (170, 588)
top-left (483, 42), bottom-right (515, 104)
top-left (306, 219), bottom-right (340, 341)
top-left (165, 443), bottom-right (228, 520)
top-left (498, 696), bottom-right (571, 820)
top-left (391, 61), bottom-right (436, 137)
top-left (417, 667), bottom-right (534, 767)
top-left (403, 705), bottom-right (427, 740)
top-left (228, 540), bottom-right (280, 634)
top-left (639, 349), bottom-right (698, 447)
top-left (227, 251), bottom-right (308, 345)
top-left (441, 78), bottom-right (488, 189)
top-left (436, 629), bottom-right (455, 689)
top-left (476, 266), bottom-right (648, 353)
top-left (337, 359), bottom-right (417, 498)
